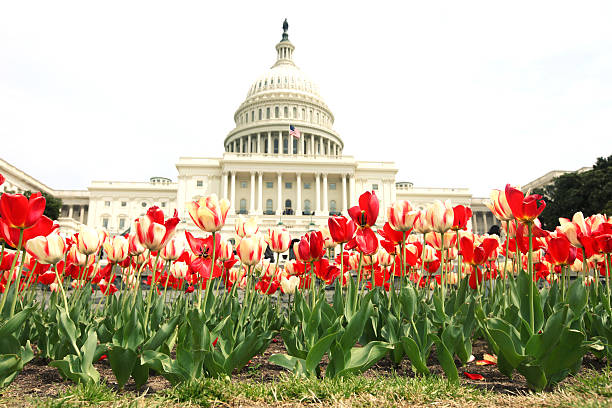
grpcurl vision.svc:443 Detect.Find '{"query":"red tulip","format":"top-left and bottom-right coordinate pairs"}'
top-left (461, 236), bottom-right (498, 266)
top-left (348, 191), bottom-right (379, 228)
top-left (468, 266), bottom-right (483, 290)
top-left (451, 205), bottom-right (472, 231)
top-left (0, 173), bottom-right (4, 186)
top-left (327, 216), bottom-right (356, 244)
top-left (0, 192), bottom-right (46, 230)
top-left (546, 236), bottom-right (577, 265)
top-left (505, 184), bottom-right (546, 224)
top-left (378, 222), bottom-right (404, 244)
top-left (595, 234), bottom-right (612, 254)
top-left (135, 207), bottom-right (180, 251)
top-left (0, 216), bottom-right (58, 248)
top-left (296, 231), bottom-right (325, 262)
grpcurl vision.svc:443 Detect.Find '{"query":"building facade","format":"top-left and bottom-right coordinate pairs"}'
top-left (1, 23), bottom-right (499, 237)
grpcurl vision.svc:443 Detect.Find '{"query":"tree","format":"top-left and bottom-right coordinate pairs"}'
top-left (534, 154), bottom-right (612, 229)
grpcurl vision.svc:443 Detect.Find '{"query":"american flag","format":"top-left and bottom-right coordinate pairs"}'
top-left (289, 125), bottom-right (301, 139)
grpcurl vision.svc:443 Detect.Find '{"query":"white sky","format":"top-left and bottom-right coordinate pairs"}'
top-left (1, 1), bottom-right (611, 197)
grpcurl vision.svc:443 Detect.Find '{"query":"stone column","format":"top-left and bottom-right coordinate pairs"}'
top-left (322, 173), bottom-right (328, 213)
top-left (296, 173), bottom-right (302, 215)
top-left (482, 212), bottom-right (488, 234)
top-left (275, 172), bottom-right (283, 215)
top-left (342, 174), bottom-right (347, 213)
top-left (257, 134), bottom-right (261, 153)
top-left (222, 171), bottom-right (228, 200)
top-left (267, 132), bottom-right (271, 154)
top-left (237, 139), bottom-right (241, 153)
top-left (349, 176), bottom-right (356, 207)
top-left (315, 173), bottom-right (321, 215)
top-left (257, 171), bottom-right (263, 214)
top-left (68, 205), bottom-right (74, 220)
top-left (79, 206), bottom-right (84, 223)
top-left (230, 171), bottom-right (236, 214)
top-left (326, 139), bottom-right (330, 157)
top-left (247, 135), bottom-right (251, 153)
top-left (319, 137), bottom-right (323, 156)
top-left (249, 172), bottom-right (255, 213)
top-left (279, 133), bottom-right (284, 155)
top-left (471, 211), bottom-right (478, 233)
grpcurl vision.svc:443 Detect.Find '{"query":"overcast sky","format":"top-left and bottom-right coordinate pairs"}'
top-left (1, 1), bottom-right (610, 197)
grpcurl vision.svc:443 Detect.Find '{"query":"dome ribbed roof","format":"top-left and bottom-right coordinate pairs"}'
top-left (247, 63), bottom-right (320, 99)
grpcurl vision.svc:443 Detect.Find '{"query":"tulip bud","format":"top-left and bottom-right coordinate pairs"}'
top-left (187, 194), bottom-right (230, 233)
top-left (170, 261), bottom-right (189, 279)
top-left (236, 216), bottom-right (259, 238)
top-left (26, 232), bottom-right (66, 265)
top-left (217, 237), bottom-right (234, 261)
top-left (267, 227), bottom-right (291, 253)
top-left (236, 233), bottom-right (267, 266)
top-left (160, 237), bottom-right (185, 261)
top-left (388, 200), bottom-right (419, 232)
top-left (76, 226), bottom-right (102, 255)
top-left (425, 200), bottom-right (454, 234)
top-left (103, 235), bottom-right (129, 263)
top-left (280, 275), bottom-right (299, 295)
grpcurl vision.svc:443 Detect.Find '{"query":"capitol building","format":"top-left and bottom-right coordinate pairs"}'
top-left (1, 22), bottom-right (501, 238)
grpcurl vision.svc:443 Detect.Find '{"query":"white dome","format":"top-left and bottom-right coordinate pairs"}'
top-left (247, 63), bottom-right (320, 99)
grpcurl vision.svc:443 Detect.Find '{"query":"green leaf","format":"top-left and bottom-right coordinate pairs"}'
top-left (567, 279), bottom-right (587, 316)
top-left (334, 341), bottom-right (393, 378)
top-left (518, 363), bottom-right (547, 392)
top-left (488, 329), bottom-right (527, 369)
top-left (430, 334), bottom-right (458, 382)
top-left (400, 336), bottom-right (430, 375)
top-left (0, 308), bottom-right (32, 338)
top-left (269, 353), bottom-right (305, 376)
top-left (142, 315), bottom-right (181, 351)
top-left (305, 331), bottom-right (340, 376)
top-left (108, 347), bottom-right (137, 389)
top-left (400, 286), bottom-right (416, 321)
top-left (340, 300), bottom-right (372, 351)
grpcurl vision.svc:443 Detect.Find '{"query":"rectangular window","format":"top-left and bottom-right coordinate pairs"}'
top-left (258, 109), bottom-right (262, 120)
top-left (102, 218), bottom-right (109, 228)
top-left (161, 202), bottom-right (166, 208)
top-left (241, 181), bottom-right (248, 188)
top-left (266, 107), bottom-right (270, 119)
top-left (196, 180), bottom-right (203, 187)
top-left (372, 184), bottom-right (379, 190)
top-left (121, 201), bottom-right (127, 207)
top-left (251, 111), bottom-right (254, 121)
top-left (119, 218), bottom-right (125, 229)
top-left (285, 182), bottom-right (292, 189)
top-left (104, 201), bottom-right (111, 207)
top-left (304, 183), bottom-right (311, 189)
top-left (329, 183), bottom-right (336, 190)
top-left (266, 182), bottom-right (273, 188)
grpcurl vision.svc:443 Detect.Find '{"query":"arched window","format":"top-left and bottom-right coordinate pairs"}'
top-left (258, 109), bottom-right (262, 120)
top-left (330, 200), bottom-right (337, 213)
top-left (293, 138), bottom-right (297, 154)
top-left (285, 199), bottom-right (292, 210)
top-left (284, 106), bottom-right (288, 118)
top-left (275, 106), bottom-right (279, 118)
top-left (283, 137), bottom-right (288, 154)
top-left (293, 107), bottom-right (297, 118)
top-left (266, 199), bottom-right (273, 213)
top-left (264, 138), bottom-right (268, 153)
top-left (240, 199), bottom-right (247, 214)
top-left (274, 138), bottom-right (279, 154)
top-left (304, 199), bottom-right (311, 212)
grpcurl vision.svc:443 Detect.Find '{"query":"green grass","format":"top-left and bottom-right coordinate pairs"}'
top-left (160, 374), bottom-right (490, 407)
top-left (29, 382), bottom-right (118, 408)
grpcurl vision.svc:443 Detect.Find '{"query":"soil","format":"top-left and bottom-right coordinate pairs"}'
top-left (0, 336), bottom-right (607, 402)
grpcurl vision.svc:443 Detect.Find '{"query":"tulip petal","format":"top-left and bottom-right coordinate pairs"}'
top-left (463, 372), bottom-right (485, 380)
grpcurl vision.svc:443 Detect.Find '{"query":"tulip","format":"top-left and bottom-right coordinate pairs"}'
top-left (280, 275), bottom-right (299, 295)
top-left (236, 216), bottom-right (259, 238)
top-left (135, 206), bottom-right (180, 252)
top-left (425, 231), bottom-right (457, 251)
top-left (348, 191), bottom-right (379, 228)
top-left (217, 237), bottom-right (234, 261)
top-left (160, 237), bottom-right (185, 261)
top-left (387, 200), bottom-right (419, 232)
top-left (413, 210), bottom-right (432, 235)
top-left (76, 226), bottom-right (103, 256)
top-left (505, 184), bottom-right (546, 224)
top-left (0, 250), bottom-right (16, 271)
top-left (188, 194), bottom-right (230, 233)
top-left (128, 234), bottom-right (145, 256)
top-left (320, 226), bottom-right (337, 249)
top-left (547, 236), bottom-right (577, 266)
top-left (103, 235), bottom-right (129, 263)
top-left (376, 248), bottom-right (394, 266)
top-left (422, 245), bottom-right (438, 263)
top-left (170, 261), bottom-right (189, 279)
top-left (267, 227), bottom-right (291, 252)
top-left (327, 215), bottom-right (357, 244)
top-left (425, 200), bottom-right (454, 234)
top-left (460, 236), bottom-right (498, 266)
top-left (0, 215), bottom-right (58, 248)
top-left (595, 234), bottom-right (612, 254)
top-left (0, 192), bottom-right (46, 230)
top-left (236, 233), bottom-right (267, 266)
top-left (26, 233), bottom-right (66, 265)
top-left (451, 205), bottom-right (472, 231)
top-left (0, 173), bottom-right (4, 186)
top-left (486, 189), bottom-right (514, 222)
top-left (296, 231), bottom-right (325, 262)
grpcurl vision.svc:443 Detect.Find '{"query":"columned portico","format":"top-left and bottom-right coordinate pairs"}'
top-left (230, 171), bottom-right (236, 214)
top-left (257, 171), bottom-right (263, 214)
top-left (341, 174), bottom-right (347, 213)
top-left (276, 172), bottom-right (282, 215)
top-left (322, 173), bottom-right (328, 214)
top-left (249, 172), bottom-right (255, 213)
top-left (296, 173), bottom-right (302, 215)
top-left (315, 172), bottom-right (321, 215)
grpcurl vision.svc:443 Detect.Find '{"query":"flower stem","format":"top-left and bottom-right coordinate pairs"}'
top-left (0, 229), bottom-right (24, 314)
top-left (439, 232), bottom-right (445, 315)
top-left (527, 222), bottom-right (534, 335)
top-left (9, 249), bottom-right (27, 317)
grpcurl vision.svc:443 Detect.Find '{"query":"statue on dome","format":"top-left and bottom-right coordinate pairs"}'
top-left (282, 19), bottom-right (289, 41)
